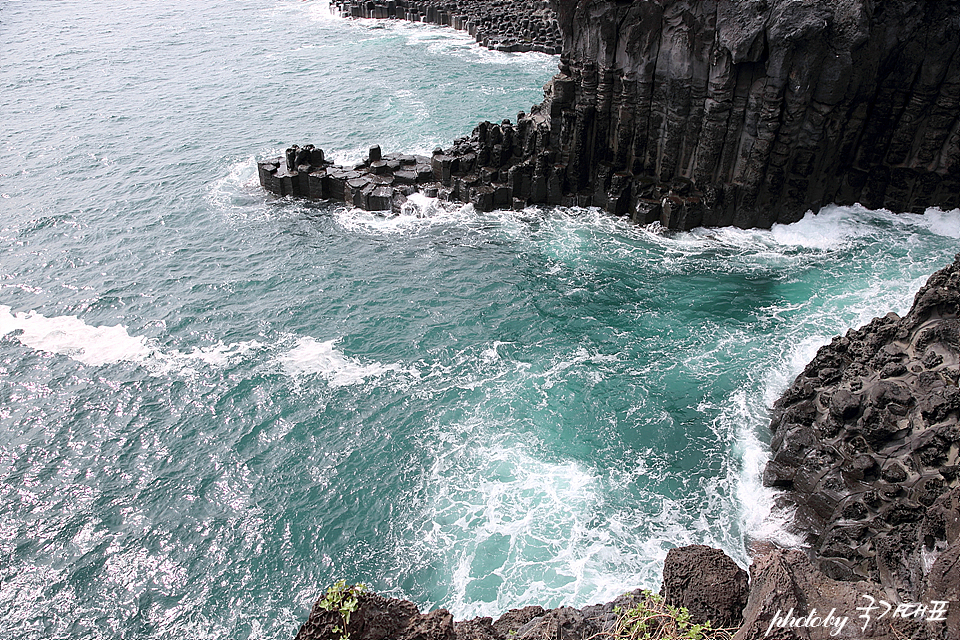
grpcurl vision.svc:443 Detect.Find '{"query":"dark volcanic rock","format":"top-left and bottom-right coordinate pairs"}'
top-left (264, 1), bottom-right (960, 227)
top-left (292, 547), bottom-right (751, 640)
top-left (513, 606), bottom-right (597, 640)
top-left (490, 606), bottom-right (544, 638)
top-left (331, 0), bottom-right (562, 54)
top-left (765, 255), bottom-right (960, 603)
top-left (660, 544), bottom-right (749, 629)
top-left (453, 617), bottom-right (499, 640)
top-left (293, 592), bottom-right (457, 640)
top-left (733, 547), bottom-right (921, 640)
top-left (294, 592), bottom-right (423, 640)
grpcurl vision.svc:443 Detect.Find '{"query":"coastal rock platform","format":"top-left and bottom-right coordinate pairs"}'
top-left (330, 0), bottom-right (563, 55)
top-left (258, 144), bottom-right (438, 215)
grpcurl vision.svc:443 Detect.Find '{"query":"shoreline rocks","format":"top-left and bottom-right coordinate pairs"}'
top-left (330, 0), bottom-right (562, 55)
top-left (293, 545), bottom-right (751, 640)
top-left (763, 255), bottom-right (960, 609)
top-left (258, 144), bottom-right (434, 214)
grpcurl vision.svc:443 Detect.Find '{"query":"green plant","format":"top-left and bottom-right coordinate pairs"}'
top-left (605, 591), bottom-right (733, 640)
top-left (318, 580), bottom-right (369, 640)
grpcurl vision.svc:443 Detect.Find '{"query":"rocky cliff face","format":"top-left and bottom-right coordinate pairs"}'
top-left (545, 0), bottom-right (960, 228)
top-left (293, 547), bottom-right (752, 640)
top-left (764, 255), bottom-right (960, 618)
top-left (261, 0), bottom-right (960, 230)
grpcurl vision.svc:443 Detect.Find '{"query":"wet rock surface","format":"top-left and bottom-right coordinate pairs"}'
top-left (262, 0), bottom-right (960, 229)
top-left (258, 144), bottom-right (432, 214)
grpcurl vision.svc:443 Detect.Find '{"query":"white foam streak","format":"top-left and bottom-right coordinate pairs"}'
top-left (276, 336), bottom-right (418, 386)
top-left (305, 0), bottom-right (339, 23)
top-left (208, 157), bottom-right (262, 213)
top-left (0, 305), bottom-right (152, 366)
top-left (768, 206), bottom-right (867, 249)
top-left (0, 304), bottom-right (270, 375)
top-left (0, 304), bottom-right (421, 391)
top-left (333, 195), bottom-right (475, 234)
top-left (908, 207), bottom-right (960, 238)
top-left (153, 340), bottom-right (264, 377)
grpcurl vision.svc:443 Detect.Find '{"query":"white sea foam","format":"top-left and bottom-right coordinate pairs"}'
top-left (905, 207), bottom-right (960, 238)
top-left (625, 203), bottom-right (880, 255)
top-left (305, 0), bottom-right (339, 23)
top-left (0, 305), bottom-right (152, 366)
top-left (401, 340), bottom-right (744, 618)
top-left (0, 304), bottom-right (422, 391)
top-left (153, 340), bottom-right (265, 377)
top-left (333, 195), bottom-right (475, 234)
top-left (276, 335), bottom-right (418, 386)
top-left (0, 304), bottom-right (261, 376)
top-left (415, 427), bottom-right (614, 617)
top-left (768, 203), bottom-right (960, 248)
top-left (383, 18), bottom-right (557, 69)
top-left (768, 206), bottom-right (867, 249)
top-left (417, 426), bottom-right (739, 618)
top-left (208, 156), bottom-right (262, 213)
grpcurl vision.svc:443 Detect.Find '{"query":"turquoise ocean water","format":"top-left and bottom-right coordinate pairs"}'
top-left (2, 1), bottom-right (959, 638)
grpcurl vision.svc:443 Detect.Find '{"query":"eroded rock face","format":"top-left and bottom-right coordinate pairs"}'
top-left (733, 547), bottom-right (928, 640)
top-left (765, 255), bottom-right (960, 607)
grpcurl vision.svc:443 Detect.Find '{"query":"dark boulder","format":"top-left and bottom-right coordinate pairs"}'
top-left (659, 544), bottom-right (749, 629)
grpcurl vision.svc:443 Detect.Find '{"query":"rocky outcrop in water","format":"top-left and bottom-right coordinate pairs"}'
top-left (258, 145), bottom-right (436, 214)
top-left (262, 0), bottom-right (960, 229)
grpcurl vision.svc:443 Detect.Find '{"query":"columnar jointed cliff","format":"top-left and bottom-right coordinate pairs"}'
top-left (540, 0), bottom-right (960, 228)
top-left (261, 0), bottom-right (960, 229)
